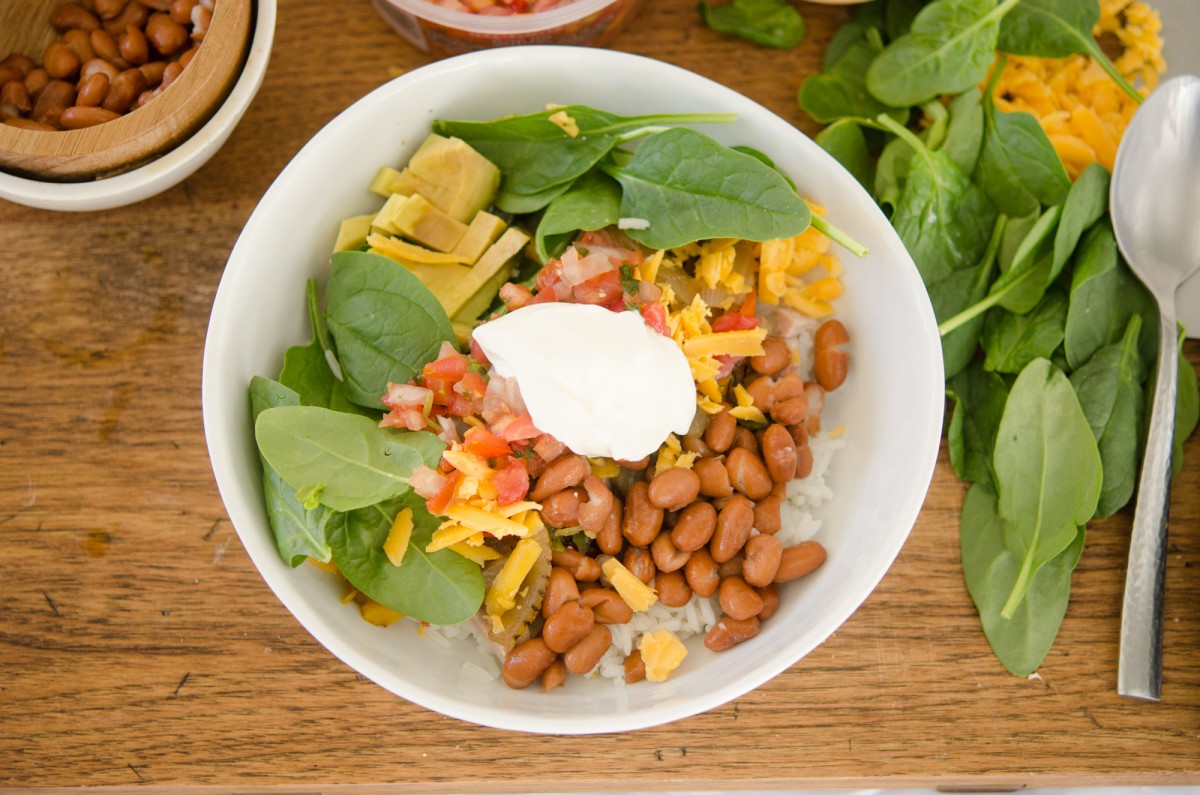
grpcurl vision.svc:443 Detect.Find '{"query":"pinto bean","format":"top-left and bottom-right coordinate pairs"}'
top-left (43, 42), bottom-right (81, 80)
top-left (551, 548), bottom-right (600, 582)
top-left (52, 2), bottom-right (102, 30)
top-left (771, 396), bottom-right (809, 426)
top-left (684, 547), bottom-right (720, 598)
top-left (624, 650), bottom-right (646, 683)
top-left (760, 423), bottom-right (798, 483)
top-left (742, 533), bottom-right (783, 587)
top-left (731, 426), bottom-right (759, 455)
top-left (773, 372), bottom-right (805, 401)
top-left (595, 494), bottom-right (624, 556)
top-left (502, 638), bottom-right (557, 689)
top-left (623, 546), bottom-right (656, 584)
top-left (756, 583), bottom-right (780, 620)
top-left (540, 488), bottom-right (581, 528)
top-left (704, 616), bottom-right (760, 652)
top-left (751, 335), bottom-right (790, 374)
top-left (693, 456), bottom-right (733, 499)
top-left (703, 409), bottom-right (736, 452)
top-left (718, 553), bottom-right (744, 580)
top-left (711, 495), bottom-right (754, 563)
top-left (725, 447), bottom-right (773, 500)
top-left (774, 540), bottom-right (827, 583)
top-left (621, 480), bottom-right (662, 547)
top-left (580, 587), bottom-right (633, 624)
top-left (543, 566), bottom-right (580, 618)
top-left (617, 455), bottom-right (650, 471)
top-left (650, 530), bottom-right (690, 573)
top-left (745, 376), bottom-right (775, 413)
top-left (671, 500), bottom-right (716, 552)
top-left (100, 67), bottom-right (144, 113)
top-left (0, 81), bottom-right (31, 113)
top-left (813, 319), bottom-right (850, 392)
top-left (648, 466), bottom-right (701, 510)
top-left (542, 601), bottom-right (595, 654)
top-left (804, 383), bottom-right (825, 435)
top-left (563, 624), bottom-right (612, 675)
top-left (655, 570), bottom-right (692, 607)
top-left (530, 454), bottom-right (589, 501)
top-left (32, 79), bottom-right (75, 126)
top-left (719, 575), bottom-right (763, 620)
top-left (541, 658), bottom-right (567, 691)
top-left (576, 474), bottom-right (613, 535)
top-left (753, 494), bottom-right (783, 535)
top-left (74, 72), bottom-right (108, 106)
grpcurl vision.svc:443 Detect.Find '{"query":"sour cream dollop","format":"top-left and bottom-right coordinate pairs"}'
top-left (472, 303), bottom-right (696, 461)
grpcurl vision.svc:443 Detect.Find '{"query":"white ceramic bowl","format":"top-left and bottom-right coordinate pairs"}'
top-left (0, 0), bottom-right (275, 212)
top-left (202, 46), bottom-right (943, 734)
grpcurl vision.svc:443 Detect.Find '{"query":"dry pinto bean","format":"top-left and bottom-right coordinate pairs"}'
top-left (756, 583), bottom-right (780, 620)
top-left (670, 500), bottom-right (716, 552)
top-left (751, 335), bottom-right (790, 374)
top-left (703, 408), bottom-right (736, 452)
top-left (159, 59), bottom-right (182, 90)
top-left (725, 447), bottom-right (773, 500)
top-left (579, 587), bottom-right (633, 624)
top-left (624, 650), bottom-right (646, 683)
top-left (118, 23), bottom-right (149, 65)
top-left (80, 57), bottom-right (119, 82)
top-left (813, 319), bottom-right (850, 392)
top-left (693, 456), bottom-right (732, 499)
top-left (539, 488), bottom-right (581, 528)
top-left (170, 0), bottom-right (197, 23)
top-left (719, 575), bottom-right (763, 620)
top-left (24, 67), bottom-right (51, 97)
top-left (89, 28), bottom-right (120, 60)
top-left (774, 540), bottom-right (827, 583)
top-left (760, 423), bottom-right (798, 483)
top-left (550, 548), bottom-right (600, 582)
top-left (75, 72), bottom-right (109, 106)
top-left (710, 494), bottom-right (754, 562)
top-left (95, 0), bottom-right (129, 19)
top-left (684, 547), bottom-right (720, 598)
top-left (60, 104), bottom-right (118, 128)
top-left (138, 59), bottom-right (165, 86)
top-left (52, 2), bottom-right (102, 30)
top-left (752, 494), bottom-right (782, 535)
top-left (704, 616), bottom-right (760, 652)
top-left (575, 474), bottom-right (613, 535)
top-left (104, 1), bottom-right (149, 34)
top-left (594, 495), bottom-right (623, 556)
top-left (563, 624), bottom-right (612, 675)
top-left (101, 67), bottom-right (145, 113)
top-left (0, 81), bottom-right (32, 113)
top-left (623, 546), bottom-right (656, 584)
top-left (621, 480), bottom-right (662, 547)
top-left (541, 658), bottom-right (567, 692)
top-left (530, 454), bottom-right (588, 501)
top-left (43, 42), bottom-right (81, 79)
top-left (144, 12), bottom-right (188, 55)
top-left (742, 533), bottom-right (783, 587)
top-left (655, 569), bottom-right (692, 607)
top-left (650, 530), bottom-right (690, 573)
top-left (542, 601), bottom-right (595, 654)
top-left (647, 466), bottom-right (700, 511)
top-left (62, 29), bottom-right (97, 62)
top-left (542, 566), bottom-right (580, 618)
top-left (32, 79), bottom-right (75, 126)
top-left (501, 637), bottom-right (557, 689)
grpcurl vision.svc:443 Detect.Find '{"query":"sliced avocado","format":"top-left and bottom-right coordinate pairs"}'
top-left (371, 193), bottom-right (407, 236)
top-left (452, 210), bottom-right (507, 265)
top-left (390, 194), bottom-right (469, 253)
top-left (452, 257), bottom-right (513, 324)
top-left (407, 134), bottom-right (501, 223)
top-left (369, 166), bottom-right (405, 198)
top-left (367, 233), bottom-right (472, 265)
top-left (333, 214), bottom-right (374, 252)
top-left (393, 226), bottom-right (530, 318)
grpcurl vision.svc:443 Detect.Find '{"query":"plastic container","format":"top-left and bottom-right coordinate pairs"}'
top-left (370, 0), bottom-right (644, 57)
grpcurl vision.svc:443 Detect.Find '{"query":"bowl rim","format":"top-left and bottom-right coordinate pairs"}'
top-left (0, 0), bottom-right (276, 212)
top-left (377, 0), bottom-right (624, 34)
top-left (202, 45), bottom-right (945, 734)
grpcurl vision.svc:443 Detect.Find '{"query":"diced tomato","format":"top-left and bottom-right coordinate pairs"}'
top-left (455, 370), bottom-right (488, 402)
top-left (379, 404), bottom-right (427, 431)
top-left (409, 465), bottom-right (447, 500)
top-left (425, 469), bottom-right (461, 515)
top-left (493, 457), bottom-right (530, 505)
top-left (711, 313), bottom-right (760, 332)
top-left (423, 350), bottom-right (468, 382)
top-left (491, 410), bottom-right (541, 441)
top-left (573, 268), bottom-right (623, 306)
top-left (737, 288), bottom-right (757, 318)
top-left (463, 426), bottom-right (512, 458)
top-left (532, 433), bottom-right (566, 464)
top-left (640, 301), bottom-right (669, 336)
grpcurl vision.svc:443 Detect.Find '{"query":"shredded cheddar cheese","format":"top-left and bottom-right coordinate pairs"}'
top-left (382, 507), bottom-right (414, 566)
top-left (639, 629), bottom-right (688, 682)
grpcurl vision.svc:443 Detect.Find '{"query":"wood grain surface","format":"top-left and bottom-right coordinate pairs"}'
top-left (1, 0), bottom-right (1197, 791)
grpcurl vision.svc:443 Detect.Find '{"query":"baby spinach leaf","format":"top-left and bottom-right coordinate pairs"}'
top-left (940, 87), bottom-right (985, 175)
top-left (998, 208), bottom-right (1039, 272)
top-left (873, 135), bottom-right (913, 212)
top-left (824, 1), bottom-right (885, 68)
top-left (699, 0), bottom-right (806, 48)
top-left (815, 119), bottom-right (875, 191)
top-left (279, 279), bottom-right (375, 417)
top-left (601, 127), bottom-right (811, 250)
top-left (866, 0), bottom-right (1021, 107)
top-left (328, 491), bottom-right (484, 626)
top-left (255, 405), bottom-right (445, 513)
top-left (960, 482), bottom-right (1085, 676)
top-left (1173, 326), bottom-right (1200, 478)
top-left (976, 101), bottom-right (1071, 217)
top-left (993, 357), bottom-right (1101, 618)
top-left (1070, 315), bottom-right (1146, 517)
top-left (997, 0), bottom-right (1142, 102)
top-left (434, 107), bottom-right (735, 205)
top-left (992, 203), bottom-right (1063, 313)
top-left (534, 170), bottom-right (622, 263)
top-left (799, 31), bottom-right (907, 124)
top-left (249, 377), bottom-right (333, 567)
top-left (1052, 162), bottom-right (1109, 275)
top-left (732, 145), bottom-right (796, 190)
top-left (885, 0), bottom-right (927, 40)
top-left (1064, 220), bottom-right (1158, 370)
top-left (325, 250), bottom-right (456, 410)
top-left (494, 180), bottom-right (575, 215)
top-left (981, 288), bottom-right (1068, 374)
top-left (941, 214), bottom-right (1006, 378)
top-left (947, 363), bottom-right (1010, 489)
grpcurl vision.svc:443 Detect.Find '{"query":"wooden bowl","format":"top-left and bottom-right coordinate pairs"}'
top-left (0, 0), bottom-right (251, 181)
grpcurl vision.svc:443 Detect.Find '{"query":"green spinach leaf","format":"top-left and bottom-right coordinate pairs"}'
top-left (1070, 315), bottom-right (1146, 517)
top-left (815, 119), bottom-right (876, 191)
top-left (997, 0), bottom-right (1143, 102)
top-left (699, 0), bottom-right (806, 48)
top-left (325, 250), bottom-right (456, 410)
top-left (866, 0), bottom-right (1021, 107)
top-left (534, 170), bottom-right (622, 263)
top-left (800, 31), bottom-right (907, 124)
top-left (600, 127), bottom-right (811, 250)
top-left (255, 405), bottom-right (445, 513)
top-left (885, 0), bottom-right (927, 40)
top-left (279, 279), bottom-right (375, 417)
top-left (976, 99), bottom-right (1071, 217)
top-left (249, 377), bottom-right (334, 567)
top-left (947, 362), bottom-right (1011, 489)
top-left (981, 288), bottom-right (1068, 374)
top-left (1052, 162), bottom-right (1109, 274)
top-left (328, 491), bottom-right (484, 625)
top-left (960, 482), bottom-right (1085, 676)
top-left (941, 87), bottom-right (985, 175)
top-left (993, 357), bottom-right (1101, 617)
top-left (824, 0), bottom-right (885, 68)
top-left (1173, 326), bottom-right (1200, 478)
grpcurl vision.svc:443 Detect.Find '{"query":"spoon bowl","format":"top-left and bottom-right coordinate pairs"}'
top-left (1109, 73), bottom-right (1200, 702)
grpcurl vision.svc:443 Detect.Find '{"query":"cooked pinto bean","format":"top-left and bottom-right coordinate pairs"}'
top-left (693, 455), bottom-right (733, 499)
top-left (551, 548), bottom-right (600, 582)
top-left (621, 480), bottom-right (663, 547)
top-left (703, 409), bottom-right (736, 452)
top-left (540, 488), bottom-right (581, 528)
top-left (543, 566), bottom-right (580, 618)
top-left (650, 530), bottom-right (690, 573)
top-left (719, 575), bottom-right (763, 620)
top-left (671, 500), bottom-right (716, 551)
top-left (541, 658), bottom-right (567, 691)
top-left (725, 447), bottom-right (773, 500)
top-left (751, 335), bottom-right (790, 374)
top-left (774, 540), bottom-right (827, 582)
top-left (704, 616), bottom-right (760, 651)
top-left (760, 423), bottom-right (798, 483)
top-left (731, 426), bottom-right (759, 454)
top-left (624, 649), bottom-right (646, 683)
top-left (684, 547), bottom-right (720, 598)
top-left (742, 533), bottom-right (783, 587)
top-left (595, 494), bottom-right (624, 555)
top-left (682, 433), bottom-right (714, 457)
top-left (655, 570), bottom-right (692, 607)
top-left (752, 494), bottom-right (783, 535)
top-left (542, 601), bottom-right (595, 654)
top-left (617, 455), bottom-right (650, 471)
top-left (711, 494), bottom-right (754, 562)
top-left (756, 583), bottom-right (781, 620)
top-left (745, 376), bottom-right (775, 413)
top-left (718, 553), bottom-right (744, 580)
top-left (564, 624), bottom-right (612, 675)
top-left (576, 474), bottom-right (614, 534)
top-left (530, 454), bottom-right (589, 501)
top-left (502, 638), bottom-right (557, 689)
top-left (623, 546), bottom-right (656, 584)
top-left (647, 466), bottom-right (700, 510)
top-left (813, 319), bottom-right (850, 392)
top-left (580, 587), bottom-right (633, 624)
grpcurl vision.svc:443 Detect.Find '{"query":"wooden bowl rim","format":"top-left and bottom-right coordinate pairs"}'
top-left (0, 0), bottom-right (251, 179)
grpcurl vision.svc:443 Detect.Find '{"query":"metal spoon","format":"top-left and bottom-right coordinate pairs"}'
top-left (1110, 74), bottom-right (1200, 702)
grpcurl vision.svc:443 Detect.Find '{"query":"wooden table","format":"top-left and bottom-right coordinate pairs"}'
top-left (2, 0), bottom-right (1198, 791)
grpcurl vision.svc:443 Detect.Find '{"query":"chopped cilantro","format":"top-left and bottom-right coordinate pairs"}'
top-left (619, 264), bottom-right (639, 295)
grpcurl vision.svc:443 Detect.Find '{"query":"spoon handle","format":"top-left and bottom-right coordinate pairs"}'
top-left (1118, 304), bottom-right (1178, 702)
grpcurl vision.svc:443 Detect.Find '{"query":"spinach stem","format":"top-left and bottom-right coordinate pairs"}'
top-left (939, 215), bottom-right (1009, 336)
top-left (874, 114), bottom-right (929, 162)
top-left (1087, 41), bottom-right (1144, 104)
top-left (1001, 546), bottom-right (1036, 619)
top-left (810, 214), bottom-right (869, 258)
